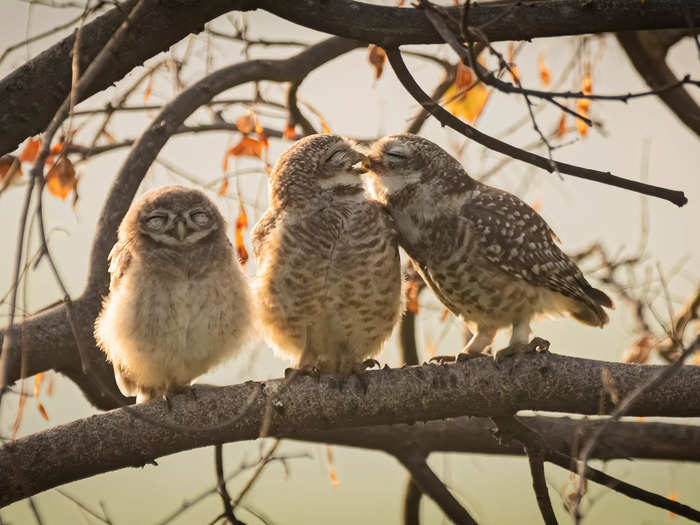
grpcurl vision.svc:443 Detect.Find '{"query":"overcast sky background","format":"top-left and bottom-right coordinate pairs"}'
top-left (1, 1), bottom-right (699, 524)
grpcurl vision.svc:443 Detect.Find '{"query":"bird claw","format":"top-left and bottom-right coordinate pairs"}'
top-left (456, 352), bottom-right (489, 362)
top-left (493, 337), bottom-right (551, 362)
top-left (284, 366), bottom-right (321, 383)
top-left (429, 354), bottom-right (456, 364)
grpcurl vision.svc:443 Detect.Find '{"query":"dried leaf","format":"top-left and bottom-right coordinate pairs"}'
top-left (320, 118), bottom-right (331, 134)
top-left (622, 333), bottom-right (654, 364)
top-left (37, 402), bottom-right (49, 421)
top-left (46, 156), bottom-right (76, 200)
top-left (34, 372), bottom-right (44, 399)
top-left (143, 74), bottom-right (153, 103)
top-left (46, 142), bottom-right (64, 167)
top-left (576, 66), bottom-right (593, 137)
top-left (326, 445), bottom-right (340, 489)
top-left (46, 373), bottom-right (55, 397)
top-left (368, 44), bottom-right (387, 80)
top-left (455, 61), bottom-right (473, 89)
top-left (440, 308), bottom-right (450, 322)
top-left (601, 367), bottom-right (619, 405)
top-left (283, 123), bottom-right (296, 141)
top-left (222, 137), bottom-right (263, 172)
top-left (405, 280), bottom-right (419, 314)
top-left (12, 388), bottom-right (28, 438)
top-left (537, 54), bottom-right (551, 86)
top-left (235, 202), bottom-right (249, 265)
top-left (0, 155), bottom-right (23, 189)
top-left (556, 112), bottom-right (568, 138)
top-left (397, 0), bottom-right (405, 5)
top-left (218, 177), bottom-right (229, 196)
top-left (669, 489), bottom-right (678, 518)
top-left (236, 113), bottom-right (256, 135)
top-left (444, 82), bottom-right (490, 124)
top-left (20, 138), bottom-right (41, 163)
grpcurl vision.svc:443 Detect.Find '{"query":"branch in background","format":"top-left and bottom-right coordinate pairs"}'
top-left (617, 30), bottom-right (700, 137)
top-left (2, 354), bottom-right (700, 505)
top-left (397, 452), bottom-right (478, 525)
top-left (286, 81), bottom-right (317, 136)
top-left (385, 47), bottom-right (688, 207)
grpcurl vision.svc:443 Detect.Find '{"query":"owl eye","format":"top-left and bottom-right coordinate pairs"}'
top-left (385, 151), bottom-right (408, 160)
top-left (326, 149), bottom-right (346, 163)
top-left (191, 211), bottom-right (210, 225)
top-left (146, 215), bottom-right (166, 229)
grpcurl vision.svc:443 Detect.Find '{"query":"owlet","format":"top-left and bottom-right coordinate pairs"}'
top-left (252, 134), bottom-right (403, 375)
top-left (364, 134), bottom-right (613, 359)
top-left (94, 186), bottom-right (252, 403)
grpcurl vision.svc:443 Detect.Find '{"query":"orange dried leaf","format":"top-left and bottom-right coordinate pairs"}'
top-left (623, 333), bottom-right (654, 364)
top-left (143, 74), bottom-right (153, 103)
top-left (326, 445), bottom-right (340, 489)
top-left (444, 82), bottom-right (490, 124)
top-left (218, 177), bottom-right (229, 196)
top-left (397, 0), bottom-right (405, 5)
top-left (46, 373), bottom-right (55, 397)
top-left (405, 280), bottom-right (419, 315)
top-left (236, 113), bottom-right (256, 135)
top-left (556, 112), bottom-right (568, 138)
top-left (20, 138), bottom-right (41, 163)
top-left (12, 390), bottom-right (28, 438)
top-left (440, 308), bottom-right (450, 322)
top-left (235, 203), bottom-right (249, 265)
top-left (537, 55), bottom-right (551, 86)
top-left (368, 44), bottom-right (387, 80)
top-left (46, 156), bottom-right (76, 200)
top-left (694, 351), bottom-right (700, 366)
top-left (669, 489), bottom-right (678, 518)
top-left (455, 61), bottom-right (473, 89)
top-left (37, 402), bottom-right (49, 421)
top-left (576, 116), bottom-right (589, 137)
top-left (222, 137), bottom-right (263, 172)
top-left (283, 123), bottom-right (296, 141)
top-left (34, 372), bottom-right (44, 399)
top-left (320, 118), bottom-right (331, 134)
top-left (46, 142), bottom-right (64, 167)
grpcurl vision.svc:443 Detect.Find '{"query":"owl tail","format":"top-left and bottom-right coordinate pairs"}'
top-left (569, 286), bottom-right (614, 327)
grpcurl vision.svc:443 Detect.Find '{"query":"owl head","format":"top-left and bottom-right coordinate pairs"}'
top-left (268, 134), bottom-right (365, 207)
top-left (121, 186), bottom-right (225, 249)
top-left (363, 133), bottom-right (474, 204)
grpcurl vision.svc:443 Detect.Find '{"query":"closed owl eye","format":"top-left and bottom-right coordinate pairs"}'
top-left (385, 151), bottom-right (408, 161)
top-left (191, 211), bottom-right (209, 225)
top-left (146, 215), bottom-right (166, 229)
top-left (326, 149), bottom-right (346, 163)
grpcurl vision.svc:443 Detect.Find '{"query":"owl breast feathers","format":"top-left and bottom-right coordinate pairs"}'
top-left (252, 134), bottom-right (403, 373)
top-left (364, 133), bottom-right (613, 357)
top-left (94, 186), bottom-right (252, 403)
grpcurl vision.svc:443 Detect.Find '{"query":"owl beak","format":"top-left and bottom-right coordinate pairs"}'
top-left (176, 220), bottom-right (187, 242)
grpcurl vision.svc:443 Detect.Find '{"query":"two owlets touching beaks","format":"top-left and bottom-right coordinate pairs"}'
top-left (95, 133), bottom-right (613, 404)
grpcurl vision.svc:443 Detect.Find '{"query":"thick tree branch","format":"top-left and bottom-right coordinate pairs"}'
top-left (2, 0), bottom-right (698, 156)
top-left (2, 355), bottom-right (700, 505)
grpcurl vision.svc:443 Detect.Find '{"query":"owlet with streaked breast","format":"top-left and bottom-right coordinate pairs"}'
top-left (364, 134), bottom-right (613, 360)
top-left (95, 186), bottom-right (252, 403)
top-left (253, 134), bottom-right (403, 377)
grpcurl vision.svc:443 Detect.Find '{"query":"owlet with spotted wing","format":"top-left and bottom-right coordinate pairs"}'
top-left (364, 134), bottom-right (613, 359)
top-left (252, 134), bottom-right (403, 374)
top-left (95, 186), bottom-right (252, 403)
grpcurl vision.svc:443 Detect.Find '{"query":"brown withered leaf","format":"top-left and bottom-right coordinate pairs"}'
top-left (445, 82), bottom-right (490, 123)
top-left (222, 137), bottom-right (264, 172)
top-left (405, 280), bottom-right (420, 315)
top-left (143, 74), bottom-right (153, 103)
top-left (0, 155), bottom-right (23, 191)
top-left (622, 333), bottom-right (654, 364)
top-left (235, 202), bottom-right (249, 265)
top-left (218, 177), bottom-right (229, 196)
top-left (236, 113), bottom-right (256, 135)
top-left (19, 137), bottom-right (41, 163)
top-left (367, 44), bottom-right (387, 80)
top-left (455, 61), bottom-right (473, 89)
top-left (283, 123), bottom-right (296, 141)
top-left (537, 54), bottom-right (551, 86)
top-left (556, 112), bottom-right (568, 138)
top-left (325, 445), bottom-right (340, 489)
top-left (46, 156), bottom-right (77, 200)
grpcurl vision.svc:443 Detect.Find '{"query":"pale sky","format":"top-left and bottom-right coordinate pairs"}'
top-left (1, 2), bottom-right (699, 524)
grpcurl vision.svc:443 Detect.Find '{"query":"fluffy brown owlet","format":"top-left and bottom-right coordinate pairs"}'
top-left (364, 133), bottom-right (613, 359)
top-left (252, 134), bottom-right (403, 375)
top-left (94, 186), bottom-right (252, 403)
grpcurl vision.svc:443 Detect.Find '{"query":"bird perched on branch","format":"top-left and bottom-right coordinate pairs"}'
top-left (252, 134), bottom-right (402, 379)
top-left (363, 133), bottom-right (613, 360)
top-left (95, 186), bottom-right (252, 403)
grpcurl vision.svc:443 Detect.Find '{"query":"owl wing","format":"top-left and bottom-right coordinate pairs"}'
top-left (107, 240), bottom-right (132, 290)
top-left (251, 208), bottom-right (278, 260)
top-left (460, 185), bottom-right (602, 303)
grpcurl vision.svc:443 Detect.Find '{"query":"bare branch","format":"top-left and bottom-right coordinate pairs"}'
top-left (385, 47), bottom-right (688, 207)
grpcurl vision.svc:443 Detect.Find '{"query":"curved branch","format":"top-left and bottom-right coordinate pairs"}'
top-left (1, 354), bottom-right (700, 505)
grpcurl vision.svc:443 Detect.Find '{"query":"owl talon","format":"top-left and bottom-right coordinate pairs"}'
top-left (493, 337), bottom-right (551, 362)
top-left (456, 352), bottom-right (489, 362)
top-left (284, 366), bottom-right (321, 383)
top-left (429, 355), bottom-right (456, 364)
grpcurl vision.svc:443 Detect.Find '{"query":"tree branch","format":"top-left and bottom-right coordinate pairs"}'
top-left (2, 354), bottom-right (700, 505)
top-left (386, 47), bottom-right (688, 207)
top-left (2, 0), bottom-right (698, 156)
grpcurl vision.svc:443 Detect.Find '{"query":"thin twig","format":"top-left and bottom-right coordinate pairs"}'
top-left (214, 444), bottom-right (244, 525)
